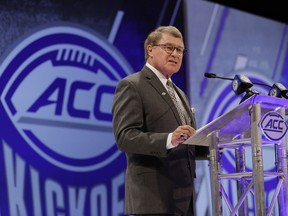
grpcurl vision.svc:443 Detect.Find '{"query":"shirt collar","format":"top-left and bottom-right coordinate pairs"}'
top-left (145, 63), bottom-right (171, 86)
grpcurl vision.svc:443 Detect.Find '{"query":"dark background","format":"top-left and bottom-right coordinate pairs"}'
top-left (207, 0), bottom-right (288, 24)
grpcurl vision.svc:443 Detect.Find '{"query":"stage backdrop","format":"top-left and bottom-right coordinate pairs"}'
top-left (185, 0), bottom-right (288, 215)
top-left (1, 0), bottom-right (287, 216)
top-left (0, 0), bottom-right (185, 215)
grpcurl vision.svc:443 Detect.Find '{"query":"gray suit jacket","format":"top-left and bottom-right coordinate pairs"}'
top-left (112, 66), bottom-right (207, 215)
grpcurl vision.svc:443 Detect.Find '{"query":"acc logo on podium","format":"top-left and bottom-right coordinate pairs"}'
top-left (259, 111), bottom-right (288, 141)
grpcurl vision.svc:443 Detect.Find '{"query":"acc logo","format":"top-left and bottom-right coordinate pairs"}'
top-left (259, 111), bottom-right (288, 141)
top-left (0, 25), bottom-right (132, 172)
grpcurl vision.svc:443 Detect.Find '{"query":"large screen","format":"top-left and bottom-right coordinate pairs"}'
top-left (184, 0), bottom-right (288, 215)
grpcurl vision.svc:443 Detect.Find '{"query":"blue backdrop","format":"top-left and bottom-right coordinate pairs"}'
top-left (0, 1), bottom-right (186, 215)
top-left (0, 0), bottom-right (287, 215)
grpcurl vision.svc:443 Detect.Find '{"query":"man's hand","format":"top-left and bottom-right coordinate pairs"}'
top-left (171, 125), bottom-right (196, 146)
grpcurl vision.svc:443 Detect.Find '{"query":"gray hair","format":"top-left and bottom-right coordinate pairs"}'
top-left (144, 26), bottom-right (183, 61)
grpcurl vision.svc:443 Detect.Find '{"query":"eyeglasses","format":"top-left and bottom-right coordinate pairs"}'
top-left (154, 44), bottom-right (187, 55)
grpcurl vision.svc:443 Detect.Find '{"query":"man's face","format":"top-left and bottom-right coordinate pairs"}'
top-left (147, 33), bottom-right (184, 78)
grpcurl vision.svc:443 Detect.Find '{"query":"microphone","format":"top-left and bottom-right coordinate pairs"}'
top-left (205, 72), bottom-right (288, 100)
top-left (204, 72), bottom-right (271, 88)
top-left (268, 83), bottom-right (288, 99)
top-left (205, 73), bottom-right (257, 103)
top-left (204, 73), bottom-right (233, 81)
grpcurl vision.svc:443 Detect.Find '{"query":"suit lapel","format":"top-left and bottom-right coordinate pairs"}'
top-left (142, 67), bottom-right (184, 125)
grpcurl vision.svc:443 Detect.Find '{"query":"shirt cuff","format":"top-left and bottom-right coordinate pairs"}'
top-left (166, 133), bottom-right (175, 149)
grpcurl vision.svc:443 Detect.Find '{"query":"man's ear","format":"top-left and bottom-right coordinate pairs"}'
top-left (147, 45), bottom-right (153, 56)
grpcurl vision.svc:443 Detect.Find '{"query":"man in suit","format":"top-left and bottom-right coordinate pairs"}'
top-left (112, 26), bottom-right (208, 216)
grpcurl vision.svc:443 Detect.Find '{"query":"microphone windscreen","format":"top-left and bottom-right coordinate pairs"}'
top-left (204, 73), bottom-right (216, 78)
top-left (269, 83), bottom-right (288, 98)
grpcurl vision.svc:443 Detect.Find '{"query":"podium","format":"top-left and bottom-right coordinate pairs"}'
top-left (184, 95), bottom-right (288, 216)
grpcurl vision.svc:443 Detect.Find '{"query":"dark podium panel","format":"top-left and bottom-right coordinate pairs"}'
top-left (184, 95), bottom-right (288, 216)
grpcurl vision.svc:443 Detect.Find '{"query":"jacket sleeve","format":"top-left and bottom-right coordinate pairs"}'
top-left (112, 78), bottom-right (169, 157)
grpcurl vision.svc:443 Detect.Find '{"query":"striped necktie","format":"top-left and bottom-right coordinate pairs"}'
top-left (166, 80), bottom-right (186, 125)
